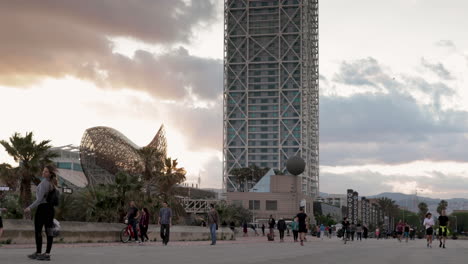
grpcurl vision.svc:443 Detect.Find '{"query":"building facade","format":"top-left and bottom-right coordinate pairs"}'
top-left (50, 145), bottom-right (88, 188)
top-left (223, 0), bottom-right (319, 197)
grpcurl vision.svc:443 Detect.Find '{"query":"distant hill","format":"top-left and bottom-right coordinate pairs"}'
top-left (319, 192), bottom-right (468, 215)
top-left (369, 192), bottom-right (468, 214)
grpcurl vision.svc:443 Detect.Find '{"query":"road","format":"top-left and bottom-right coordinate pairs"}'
top-left (1, 236), bottom-right (466, 264)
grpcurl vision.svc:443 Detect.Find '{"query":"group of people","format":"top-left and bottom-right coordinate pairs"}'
top-left (259, 207), bottom-right (308, 245)
top-left (423, 210), bottom-right (450, 249)
top-left (9, 165), bottom-right (221, 262)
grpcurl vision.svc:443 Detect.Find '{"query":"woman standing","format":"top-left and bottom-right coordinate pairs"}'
top-left (297, 207), bottom-right (307, 246)
top-left (24, 165), bottom-right (58, 261)
top-left (139, 208), bottom-right (150, 242)
top-left (423, 212), bottom-right (435, 248)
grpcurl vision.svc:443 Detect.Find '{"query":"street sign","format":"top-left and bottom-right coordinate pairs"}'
top-left (0, 186), bottom-right (10, 191)
top-left (62, 187), bottom-right (73, 194)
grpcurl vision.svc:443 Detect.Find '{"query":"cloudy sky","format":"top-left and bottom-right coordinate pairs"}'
top-left (0, 0), bottom-right (467, 199)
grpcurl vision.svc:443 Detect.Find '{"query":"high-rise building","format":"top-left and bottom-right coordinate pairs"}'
top-left (223, 0), bottom-right (319, 197)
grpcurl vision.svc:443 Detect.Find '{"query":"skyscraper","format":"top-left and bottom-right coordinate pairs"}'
top-left (223, 0), bottom-right (319, 197)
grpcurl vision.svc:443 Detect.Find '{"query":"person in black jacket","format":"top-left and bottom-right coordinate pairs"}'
top-left (277, 218), bottom-right (287, 242)
top-left (268, 215), bottom-right (276, 237)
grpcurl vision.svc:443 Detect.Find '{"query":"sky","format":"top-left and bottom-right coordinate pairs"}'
top-left (0, 0), bottom-right (467, 199)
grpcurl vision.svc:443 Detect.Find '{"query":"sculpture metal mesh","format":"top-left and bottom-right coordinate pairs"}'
top-left (80, 125), bottom-right (167, 186)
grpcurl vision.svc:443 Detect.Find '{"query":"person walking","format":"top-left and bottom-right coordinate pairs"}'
top-left (438, 210), bottom-right (449, 248)
top-left (423, 212), bottom-right (435, 248)
top-left (243, 221), bottom-right (248, 237)
top-left (375, 227), bottom-right (380, 240)
top-left (159, 202), bottom-right (172, 245)
top-left (363, 225), bottom-right (368, 239)
top-left (342, 217), bottom-right (351, 244)
top-left (297, 207), bottom-right (307, 246)
top-left (207, 204), bottom-right (219, 245)
top-left (261, 223), bottom-right (266, 236)
top-left (396, 220), bottom-right (404, 242)
top-left (268, 215), bottom-right (276, 238)
top-left (0, 207), bottom-right (6, 238)
top-left (277, 218), bottom-right (287, 242)
top-left (350, 223), bottom-right (356, 241)
top-left (404, 223), bottom-right (410, 243)
top-left (139, 208), bottom-right (150, 242)
top-left (328, 225), bottom-right (333, 238)
top-left (291, 217), bottom-right (299, 242)
top-left (319, 224), bottom-right (325, 240)
top-left (24, 165), bottom-right (59, 261)
top-left (356, 224), bottom-right (363, 241)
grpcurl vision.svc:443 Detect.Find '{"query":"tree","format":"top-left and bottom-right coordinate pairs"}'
top-left (418, 202), bottom-right (429, 221)
top-left (158, 158), bottom-right (186, 200)
top-left (0, 163), bottom-right (18, 190)
top-left (138, 146), bottom-right (165, 195)
top-left (437, 200), bottom-right (448, 214)
top-left (216, 202), bottom-right (252, 225)
top-left (0, 132), bottom-right (57, 208)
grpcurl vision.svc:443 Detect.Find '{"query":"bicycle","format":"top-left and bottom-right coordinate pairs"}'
top-left (120, 219), bottom-right (141, 243)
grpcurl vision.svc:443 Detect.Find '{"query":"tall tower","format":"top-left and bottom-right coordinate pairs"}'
top-left (223, 0), bottom-right (319, 197)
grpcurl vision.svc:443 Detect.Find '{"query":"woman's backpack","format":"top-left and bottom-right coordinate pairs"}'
top-left (46, 188), bottom-right (60, 207)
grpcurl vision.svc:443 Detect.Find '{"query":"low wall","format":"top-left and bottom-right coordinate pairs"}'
top-left (1, 219), bottom-right (235, 244)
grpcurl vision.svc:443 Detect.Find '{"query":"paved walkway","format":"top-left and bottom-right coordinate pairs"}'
top-left (1, 236), bottom-right (466, 264)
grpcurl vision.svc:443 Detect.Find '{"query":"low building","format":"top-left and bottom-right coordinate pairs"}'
top-left (313, 202), bottom-right (342, 222)
top-left (226, 173), bottom-right (313, 220)
top-left (50, 145), bottom-right (88, 188)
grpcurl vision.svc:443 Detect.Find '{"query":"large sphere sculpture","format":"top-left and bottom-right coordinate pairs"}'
top-left (286, 156), bottom-right (305, 176)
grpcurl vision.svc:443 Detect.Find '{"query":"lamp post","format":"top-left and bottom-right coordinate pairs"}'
top-left (454, 215), bottom-right (458, 233)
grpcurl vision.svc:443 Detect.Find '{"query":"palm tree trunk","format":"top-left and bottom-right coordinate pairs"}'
top-left (20, 177), bottom-right (32, 210)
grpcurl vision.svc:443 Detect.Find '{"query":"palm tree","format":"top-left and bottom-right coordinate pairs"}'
top-left (0, 132), bottom-right (57, 207)
top-left (437, 200), bottom-right (448, 214)
top-left (377, 197), bottom-right (399, 222)
top-left (418, 202), bottom-right (429, 220)
top-left (138, 146), bottom-right (165, 195)
top-left (158, 158), bottom-right (186, 200)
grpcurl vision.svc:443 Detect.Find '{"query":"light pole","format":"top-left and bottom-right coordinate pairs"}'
top-left (454, 215), bottom-right (458, 233)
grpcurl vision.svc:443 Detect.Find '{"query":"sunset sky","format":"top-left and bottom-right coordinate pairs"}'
top-left (1, 0), bottom-right (467, 198)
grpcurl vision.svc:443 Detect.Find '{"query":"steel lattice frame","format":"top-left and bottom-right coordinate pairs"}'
top-left (223, 0), bottom-right (319, 197)
top-left (79, 125), bottom-right (167, 186)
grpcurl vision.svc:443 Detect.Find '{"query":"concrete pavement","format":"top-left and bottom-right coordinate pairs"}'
top-left (1, 236), bottom-right (467, 264)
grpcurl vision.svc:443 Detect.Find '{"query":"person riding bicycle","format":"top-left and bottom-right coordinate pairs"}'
top-left (342, 217), bottom-right (351, 242)
top-left (125, 201), bottom-right (140, 243)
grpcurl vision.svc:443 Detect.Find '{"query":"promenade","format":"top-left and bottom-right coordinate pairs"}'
top-left (1, 236), bottom-right (466, 264)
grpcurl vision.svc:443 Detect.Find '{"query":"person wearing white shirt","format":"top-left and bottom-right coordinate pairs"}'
top-left (423, 212), bottom-right (435, 248)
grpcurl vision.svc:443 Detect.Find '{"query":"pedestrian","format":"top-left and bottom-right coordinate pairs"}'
top-left (396, 220), bottom-right (404, 242)
top-left (229, 221), bottom-right (236, 232)
top-left (375, 227), bottom-right (380, 240)
top-left (350, 224), bottom-right (356, 241)
top-left (328, 225), bottom-right (332, 238)
top-left (404, 223), bottom-right (410, 243)
top-left (207, 204), bottom-right (219, 245)
top-left (126, 201), bottom-right (140, 243)
top-left (319, 224), bottom-right (325, 240)
top-left (297, 207), bottom-right (307, 246)
top-left (356, 223), bottom-right (363, 241)
top-left (277, 218), bottom-right (287, 242)
top-left (342, 217), bottom-right (351, 244)
top-left (0, 207), bottom-right (6, 238)
top-left (268, 215), bottom-right (276, 238)
top-left (24, 165), bottom-right (59, 261)
top-left (243, 221), bottom-right (248, 237)
top-left (438, 210), bottom-right (449, 248)
top-left (261, 223), bottom-right (265, 236)
top-left (250, 223), bottom-right (259, 236)
top-left (139, 208), bottom-right (150, 242)
top-left (159, 201), bottom-right (172, 245)
top-left (363, 225), bottom-right (368, 239)
top-left (291, 217), bottom-right (299, 242)
top-left (423, 212), bottom-right (434, 248)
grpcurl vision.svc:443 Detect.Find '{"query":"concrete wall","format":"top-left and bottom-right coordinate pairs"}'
top-left (1, 219), bottom-right (235, 244)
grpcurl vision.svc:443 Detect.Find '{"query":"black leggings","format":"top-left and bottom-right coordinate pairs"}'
top-left (279, 230), bottom-right (285, 240)
top-left (140, 225), bottom-right (149, 241)
top-left (293, 230), bottom-right (299, 241)
top-left (34, 204), bottom-right (54, 254)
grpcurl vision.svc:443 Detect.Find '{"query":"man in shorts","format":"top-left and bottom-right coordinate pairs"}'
top-left (438, 210), bottom-right (450, 248)
top-left (403, 222), bottom-right (410, 243)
